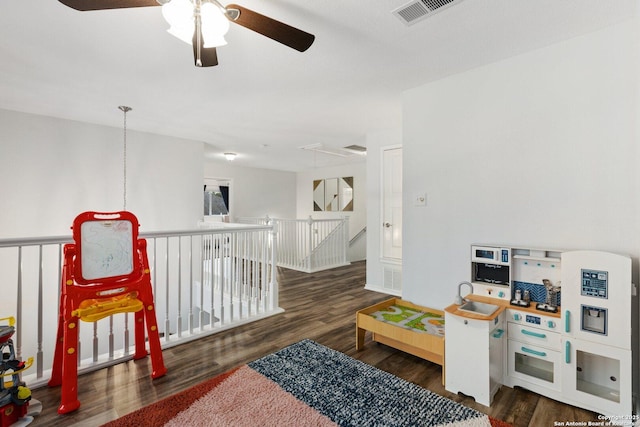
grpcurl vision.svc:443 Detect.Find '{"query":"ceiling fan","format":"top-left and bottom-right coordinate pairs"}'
top-left (57, 0), bottom-right (315, 67)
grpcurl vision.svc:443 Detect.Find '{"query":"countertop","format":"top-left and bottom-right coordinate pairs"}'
top-left (444, 294), bottom-right (561, 321)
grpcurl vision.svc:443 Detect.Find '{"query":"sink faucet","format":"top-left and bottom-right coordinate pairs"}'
top-left (455, 281), bottom-right (474, 305)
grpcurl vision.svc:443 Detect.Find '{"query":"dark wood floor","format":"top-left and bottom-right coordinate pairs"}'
top-left (31, 261), bottom-right (600, 426)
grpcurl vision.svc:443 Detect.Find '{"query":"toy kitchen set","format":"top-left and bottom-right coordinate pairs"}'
top-left (444, 245), bottom-right (636, 419)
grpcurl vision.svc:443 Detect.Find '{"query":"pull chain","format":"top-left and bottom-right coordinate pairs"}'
top-left (118, 106), bottom-right (132, 211)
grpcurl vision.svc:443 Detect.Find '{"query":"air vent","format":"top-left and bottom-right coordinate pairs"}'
top-left (383, 265), bottom-right (402, 291)
top-left (393, 0), bottom-right (463, 26)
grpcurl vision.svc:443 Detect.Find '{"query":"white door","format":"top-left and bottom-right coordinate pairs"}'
top-left (561, 337), bottom-right (632, 416)
top-left (382, 147), bottom-right (402, 260)
top-left (560, 251), bottom-right (632, 349)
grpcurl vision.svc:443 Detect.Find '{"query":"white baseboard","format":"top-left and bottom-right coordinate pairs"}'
top-left (364, 283), bottom-right (401, 297)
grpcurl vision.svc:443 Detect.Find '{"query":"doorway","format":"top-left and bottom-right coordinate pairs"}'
top-left (380, 146), bottom-right (402, 294)
top-left (382, 146), bottom-right (402, 260)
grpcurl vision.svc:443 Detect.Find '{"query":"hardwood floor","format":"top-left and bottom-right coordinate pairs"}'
top-left (31, 261), bottom-right (600, 426)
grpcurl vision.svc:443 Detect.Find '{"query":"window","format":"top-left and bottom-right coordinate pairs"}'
top-left (204, 185), bottom-right (229, 216)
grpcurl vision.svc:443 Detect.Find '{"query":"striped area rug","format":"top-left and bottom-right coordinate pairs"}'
top-left (102, 339), bottom-right (511, 427)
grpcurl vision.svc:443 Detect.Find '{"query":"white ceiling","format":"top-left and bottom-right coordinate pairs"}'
top-left (0, 0), bottom-right (636, 171)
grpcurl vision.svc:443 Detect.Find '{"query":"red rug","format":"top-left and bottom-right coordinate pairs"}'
top-left (102, 340), bottom-right (512, 427)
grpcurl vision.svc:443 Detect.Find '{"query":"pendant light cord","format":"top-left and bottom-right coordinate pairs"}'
top-left (119, 106), bottom-right (132, 211)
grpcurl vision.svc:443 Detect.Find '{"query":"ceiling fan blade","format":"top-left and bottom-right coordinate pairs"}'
top-left (226, 4), bottom-right (315, 52)
top-left (194, 46), bottom-right (219, 67)
top-left (192, 19), bottom-right (219, 67)
top-left (58, 0), bottom-right (160, 11)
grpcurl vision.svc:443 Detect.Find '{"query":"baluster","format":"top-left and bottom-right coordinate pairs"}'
top-left (209, 233), bottom-right (216, 328)
top-left (188, 235), bottom-right (194, 334)
top-left (260, 229), bottom-right (268, 312)
top-left (164, 237), bottom-right (170, 342)
top-left (37, 245), bottom-right (44, 378)
top-left (290, 219), bottom-right (294, 268)
top-left (246, 231), bottom-right (251, 315)
top-left (270, 224), bottom-right (278, 310)
top-left (16, 246), bottom-right (23, 362)
top-left (152, 237), bottom-right (159, 340)
top-left (93, 322), bottom-right (98, 363)
top-left (242, 231), bottom-right (248, 318)
top-left (123, 313), bottom-right (130, 355)
top-left (251, 233), bottom-right (256, 315)
top-left (108, 315), bottom-right (114, 359)
top-left (177, 237), bottom-right (182, 338)
top-left (219, 233), bottom-right (225, 326)
top-left (229, 232), bottom-right (236, 322)
top-left (152, 237), bottom-right (158, 302)
top-left (199, 234), bottom-right (205, 330)
top-left (344, 218), bottom-right (349, 264)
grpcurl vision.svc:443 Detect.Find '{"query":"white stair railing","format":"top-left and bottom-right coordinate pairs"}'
top-left (237, 216), bottom-right (349, 273)
top-left (0, 224), bottom-right (280, 389)
top-left (306, 218), bottom-right (349, 271)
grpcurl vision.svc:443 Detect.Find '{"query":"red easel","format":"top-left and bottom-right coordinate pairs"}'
top-left (48, 211), bottom-right (166, 414)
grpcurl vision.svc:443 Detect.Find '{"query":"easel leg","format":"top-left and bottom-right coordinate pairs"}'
top-left (144, 303), bottom-right (167, 379)
top-left (57, 316), bottom-right (80, 414)
top-left (133, 310), bottom-right (147, 360)
top-left (48, 301), bottom-right (66, 387)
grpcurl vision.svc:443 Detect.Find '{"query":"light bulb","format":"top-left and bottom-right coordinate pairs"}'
top-left (162, 0), bottom-right (194, 45)
top-left (201, 2), bottom-right (229, 47)
top-left (162, 0), bottom-right (192, 27)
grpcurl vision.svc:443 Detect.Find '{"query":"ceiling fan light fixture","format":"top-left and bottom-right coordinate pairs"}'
top-left (163, 0), bottom-right (194, 44)
top-left (58, 0), bottom-right (315, 67)
top-left (201, 2), bottom-right (230, 47)
top-left (162, 0), bottom-right (229, 48)
top-left (162, 0), bottom-right (191, 27)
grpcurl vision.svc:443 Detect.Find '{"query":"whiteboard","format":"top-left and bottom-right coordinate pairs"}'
top-left (80, 220), bottom-right (134, 280)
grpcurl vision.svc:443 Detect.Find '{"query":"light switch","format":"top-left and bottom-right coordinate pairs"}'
top-left (413, 193), bottom-right (426, 206)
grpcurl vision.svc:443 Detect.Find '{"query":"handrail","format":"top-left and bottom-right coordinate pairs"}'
top-left (0, 235), bottom-right (72, 248)
top-left (0, 224), bottom-right (271, 248)
top-left (349, 227), bottom-right (366, 246)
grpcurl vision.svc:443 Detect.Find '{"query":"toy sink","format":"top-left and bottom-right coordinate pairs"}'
top-left (458, 300), bottom-right (500, 317)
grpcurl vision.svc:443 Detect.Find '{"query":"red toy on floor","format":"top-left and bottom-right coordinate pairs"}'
top-left (0, 317), bottom-right (32, 427)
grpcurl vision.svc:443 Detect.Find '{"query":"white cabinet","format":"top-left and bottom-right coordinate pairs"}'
top-left (560, 251), bottom-right (633, 417)
top-left (562, 336), bottom-right (632, 416)
top-left (507, 338), bottom-right (562, 391)
top-left (445, 311), bottom-right (504, 406)
top-left (505, 309), bottom-right (562, 392)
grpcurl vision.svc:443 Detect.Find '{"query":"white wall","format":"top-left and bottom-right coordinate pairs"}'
top-left (296, 162), bottom-right (366, 225)
top-left (402, 19), bottom-right (640, 309)
top-left (0, 109), bottom-right (203, 237)
top-left (203, 160), bottom-right (296, 221)
top-left (402, 20), bottom-right (640, 410)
